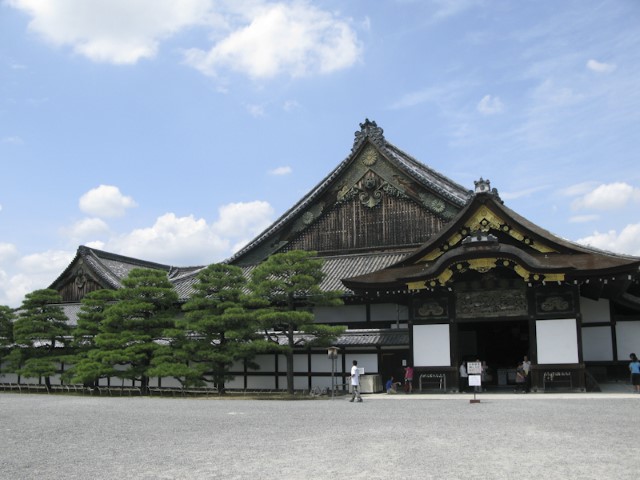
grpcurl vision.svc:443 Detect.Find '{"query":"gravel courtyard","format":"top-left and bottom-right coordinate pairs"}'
top-left (1, 392), bottom-right (638, 480)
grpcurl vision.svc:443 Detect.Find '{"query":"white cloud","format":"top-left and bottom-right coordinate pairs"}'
top-left (9, 0), bottom-right (361, 81)
top-left (8, 0), bottom-right (213, 64)
top-left (531, 79), bottom-right (583, 109)
top-left (500, 185), bottom-right (548, 200)
top-left (477, 94), bottom-right (504, 115)
top-left (269, 166), bottom-right (292, 176)
top-left (429, 0), bottom-right (484, 20)
top-left (85, 240), bottom-right (106, 250)
top-left (283, 100), bottom-right (300, 111)
top-left (61, 217), bottom-right (110, 242)
top-left (108, 213), bottom-right (227, 266)
top-left (79, 185), bottom-right (137, 218)
top-left (246, 103), bottom-right (266, 118)
top-left (559, 182), bottom-right (600, 197)
top-left (212, 201), bottom-right (274, 238)
top-left (569, 214), bottom-right (600, 224)
top-left (587, 59), bottom-right (616, 74)
top-left (577, 223), bottom-right (640, 256)
top-left (183, 2), bottom-right (361, 79)
top-left (0, 243), bottom-right (19, 263)
top-left (106, 201), bottom-right (273, 266)
top-left (1, 136), bottom-right (24, 145)
top-left (0, 249), bottom-right (75, 307)
top-left (389, 87), bottom-right (440, 110)
top-left (571, 182), bottom-right (640, 211)
top-left (17, 249), bottom-right (75, 274)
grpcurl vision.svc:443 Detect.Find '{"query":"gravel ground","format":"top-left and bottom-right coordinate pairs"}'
top-left (1, 392), bottom-right (638, 480)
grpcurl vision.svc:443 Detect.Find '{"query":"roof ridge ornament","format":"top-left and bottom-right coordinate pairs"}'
top-left (352, 118), bottom-right (386, 152)
top-left (473, 177), bottom-right (502, 201)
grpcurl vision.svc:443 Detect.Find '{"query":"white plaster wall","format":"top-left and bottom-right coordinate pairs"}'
top-left (413, 324), bottom-right (451, 367)
top-left (0, 362), bottom-right (19, 383)
top-left (344, 353), bottom-right (377, 375)
top-left (581, 326), bottom-right (613, 361)
top-left (225, 376), bottom-right (245, 389)
top-left (293, 354), bottom-right (308, 372)
top-left (248, 354), bottom-right (276, 371)
top-left (293, 376), bottom-right (309, 390)
top-left (616, 321), bottom-right (640, 360)
top-left (310, 376), bottom-right (333, 389)
top-left (159, 377), bottom-right (182, 388)
top-left (311, 353), bottom-right (338, 373)
top-left (246, 376), bottom-right (276, 390)
top-left (536, 319), bottom-right (579, 364)
top-left (580, 298), bottom-right (611, 323)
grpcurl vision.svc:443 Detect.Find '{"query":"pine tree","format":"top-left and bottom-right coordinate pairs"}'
top-left (76, 268), bottom-right (179, 393)
top-left (249, 250), bottom-right (345, 394)
top-left (0, 305), bottom-right (15, 366)
top-left (64, 289), bottom-right (115, 386)
top-left (9, 289), bottom-right (71, 390)
top-left (151, 264), bottom-right (272, 393)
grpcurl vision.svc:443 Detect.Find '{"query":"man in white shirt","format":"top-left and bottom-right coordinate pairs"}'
top-left (522, 355), bottom-right (532, 393)
top-left (350, 360), bottom-right (363, 402)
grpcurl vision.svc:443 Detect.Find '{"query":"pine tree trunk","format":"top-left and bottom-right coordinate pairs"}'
top-left (215, 361), bottom-right (226, 395)
top-left (286, 324), bottom-right (294, 394)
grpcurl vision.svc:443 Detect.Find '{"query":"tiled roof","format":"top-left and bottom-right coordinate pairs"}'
top-left (275, 328), bottom-right (409, 347)
top-left (50, 246), bottom-right (176, 291)
top-left (227, 120), bottom-right (471, 265)
top-left (59, 303), bottom-right (82, 326)
top-left (170, 252), bottom-right (411, 300)
top-left (318, 251), bottom-right (411, 293)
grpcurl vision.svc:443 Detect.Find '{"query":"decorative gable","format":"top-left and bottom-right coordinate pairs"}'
top-left (229, 119), bottom-right (471, 265)
top-left (55, 257), bottom-right (108, 302)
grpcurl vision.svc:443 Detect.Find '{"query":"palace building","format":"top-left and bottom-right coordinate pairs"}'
top-left (34, 120), bottom-right (640, 393)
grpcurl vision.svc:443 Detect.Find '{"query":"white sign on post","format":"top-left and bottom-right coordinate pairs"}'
top-left (468, 375), bottom-right (482, 386)
top-left (466, 361), bottom-right (482, 375)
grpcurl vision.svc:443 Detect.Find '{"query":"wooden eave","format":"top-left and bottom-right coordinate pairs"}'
top-left (342, 191), bottom-right (640, 292)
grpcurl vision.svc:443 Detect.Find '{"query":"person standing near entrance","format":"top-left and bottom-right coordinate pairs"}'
top-left (459, 361), bottom-right (468, 393)
top-left (629, 353), bottom-right (640, 393)
top-left (523, 355), bottom-right (532, 393)
top-left (404, 365), bottom-right (414, 393)
top-left (350, 360), bottom-right (363, 402)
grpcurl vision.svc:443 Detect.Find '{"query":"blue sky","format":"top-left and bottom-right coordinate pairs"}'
top-left (1, 0), bottom-right (639, 307)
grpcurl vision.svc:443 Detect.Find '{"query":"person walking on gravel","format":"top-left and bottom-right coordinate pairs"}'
top-left (629, 353), bottom-right (640, 393)
top-left (350, 360), bottom-right (363, 402)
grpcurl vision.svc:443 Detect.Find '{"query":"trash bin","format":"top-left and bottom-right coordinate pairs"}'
top-left (359, 374), bottom-right (383, 393)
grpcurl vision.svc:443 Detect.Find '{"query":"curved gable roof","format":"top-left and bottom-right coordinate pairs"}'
top-left (50, 245), bottom-right (175, 291)
top-left (343, 186), bottom-right (640, 292)
top-left (227, 119), bottom-right (472, 266)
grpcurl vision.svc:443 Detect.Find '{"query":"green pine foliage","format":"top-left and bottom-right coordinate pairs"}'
top-left (150, 263), bottom-right (273, 392)
top-left (0, 305), bottom-right (16, 367)
top-left (249, 250), bottom-right (345, 394)
top-left (62, 289), bottom-right (116, 385)
top-left (71, 268), bottom-right (179, 391)
top-left (9, 289), bottom-right (71, 389)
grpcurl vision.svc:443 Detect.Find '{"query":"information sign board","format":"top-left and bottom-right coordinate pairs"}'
top-left (467, 361), bottom-right (482, 375)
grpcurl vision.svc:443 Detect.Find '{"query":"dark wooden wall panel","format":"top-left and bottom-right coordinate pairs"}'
top-left (58, 278), bottom-right (103, 303)
top-left (286, 196), bottom-right (445, 253)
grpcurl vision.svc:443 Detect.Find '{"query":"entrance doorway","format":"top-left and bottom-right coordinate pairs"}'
top-left (458, 320), bottom-right (529, 388)
top-left (380, 351), bottom-right (409, 387)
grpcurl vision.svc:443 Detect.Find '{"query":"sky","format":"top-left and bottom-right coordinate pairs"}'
top-left (1, 0), bottom-right (640, 308)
